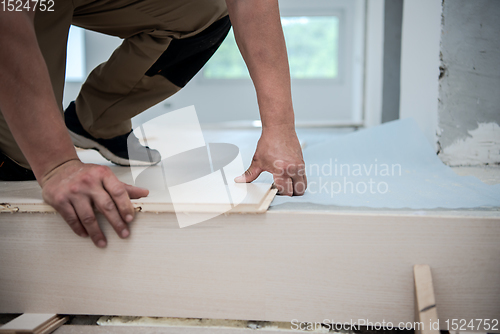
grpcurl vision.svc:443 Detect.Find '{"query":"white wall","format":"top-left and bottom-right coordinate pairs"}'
top-left (363, 0), bottom-right (385, 128)
top-left (399, 0), bottom-right (442, 148)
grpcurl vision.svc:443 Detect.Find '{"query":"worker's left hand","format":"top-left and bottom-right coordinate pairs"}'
top-left (234, 124), bottom-right (306, 196)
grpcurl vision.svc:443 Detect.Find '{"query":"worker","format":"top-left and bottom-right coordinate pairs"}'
top-left (0, 0), bottom-right (307, 247)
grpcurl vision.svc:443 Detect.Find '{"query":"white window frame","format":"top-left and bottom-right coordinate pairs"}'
top-left (176, 0), bottom-right (370, 126)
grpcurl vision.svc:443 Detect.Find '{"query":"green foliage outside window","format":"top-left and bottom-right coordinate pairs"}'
top-left (204, 16), bottom-right (339, 79)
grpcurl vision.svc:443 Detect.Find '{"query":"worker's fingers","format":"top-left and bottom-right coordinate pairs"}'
top-left (40, 161), bottom-right (140, 247)
top-left (290, 165), bottom-right (307, 196)
top-left (93, 190), bottom-right (130, 239)
top-left (277, 162), bottom-right (307, 196)
top-left (291, 175), bottom-right (307, 196)
top-left (234, 163), bottom-right (263, 183)
top-left (273, 176), bottom-right (293, 196)
top-left (123, 183), bottom-right (149, 199)
top-left (54, 200), bottom-right (88, 238)
top-left (299, 173), bottom-right (308, 195)
top-left (71, 198), bottom-right (107, 248)
top-left (102, 176), bottom-right (135, 225)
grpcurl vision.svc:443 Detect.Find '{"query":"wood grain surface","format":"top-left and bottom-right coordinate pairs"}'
top-left (0, 211), bottom-right (499, 331)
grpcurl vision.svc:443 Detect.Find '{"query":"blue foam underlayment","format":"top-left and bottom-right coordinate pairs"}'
top-left (270, 118), bottom-right (500, 209)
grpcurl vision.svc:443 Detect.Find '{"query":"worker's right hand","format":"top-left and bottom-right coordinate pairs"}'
top-left (40, 159), bottom-right (149, 248)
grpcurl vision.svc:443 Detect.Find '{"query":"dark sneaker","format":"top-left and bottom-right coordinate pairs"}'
top-left (0, 151), bottom-right (36, 181)
top-left (64, 102), bottom-right (161, 166)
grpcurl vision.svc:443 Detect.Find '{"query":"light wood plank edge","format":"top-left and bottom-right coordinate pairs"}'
top-left (255, 188), bottom-right (278, 213)
top-left (0, 188), bottom-right (277, 215)
top-left (3, 204), bottom-right (500, 219)
top-left (135, 188), bottom-right (277, 214)
top-left (0, 203), bottom-right (55, 214)
top-left (1, 202), bottom-right (269, 214)
top-left (0, 203), bottom-right (23, 213)
top-left (414, 264), bottom-right (439, 334)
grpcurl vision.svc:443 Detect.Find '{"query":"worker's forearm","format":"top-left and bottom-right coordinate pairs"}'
top-left (0, 11), bottom-right (78, 183)
top-left (226, 0), bottom-right (295, 128)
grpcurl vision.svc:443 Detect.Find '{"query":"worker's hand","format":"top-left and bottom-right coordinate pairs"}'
top-left (235, 124), bottom-right (307, 196)
top-left (40, 159), bottom-right (149, 248)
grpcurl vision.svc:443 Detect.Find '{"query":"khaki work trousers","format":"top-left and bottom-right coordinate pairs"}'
top-left (0, 0), bottom-right (229, 169)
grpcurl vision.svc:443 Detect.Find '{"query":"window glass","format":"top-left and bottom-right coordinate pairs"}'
top-left (204, 16), bottom-right (340, 79)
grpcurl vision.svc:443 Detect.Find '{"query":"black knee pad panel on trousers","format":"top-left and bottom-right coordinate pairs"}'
top-left (145, 15), bottom-right (231, 87)
top-left (0, 150), bottom-right (36, 181)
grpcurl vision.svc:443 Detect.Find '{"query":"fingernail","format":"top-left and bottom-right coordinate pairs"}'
top-left (234, 175), bottom-right (244, 183)
top-left (79, 232), bottom-right (88, 238)
top-left (126, 214), bottom-right (133, 223)
top-left (121, 229), bottom-right (130, 238)
top-left (97, 240), bottom-right (106, 248)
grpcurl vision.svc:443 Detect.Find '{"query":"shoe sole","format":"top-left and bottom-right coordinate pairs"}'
top-left (69, 130), bottom-right (160, 167)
